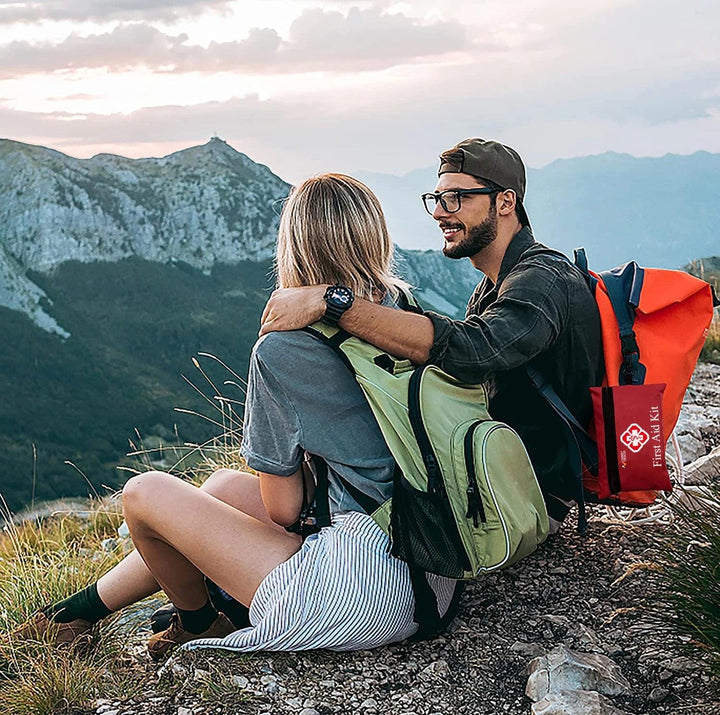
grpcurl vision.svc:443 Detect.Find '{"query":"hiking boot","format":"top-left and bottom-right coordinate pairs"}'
top-left (7, 611), bottom-right (93, 651)
top-left (147, 612), bottom-right (235, 661)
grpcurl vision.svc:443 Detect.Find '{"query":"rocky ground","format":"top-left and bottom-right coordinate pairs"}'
top-left (90, 364), bottom-right (720, 715)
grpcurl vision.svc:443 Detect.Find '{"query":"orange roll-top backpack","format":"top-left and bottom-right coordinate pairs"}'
top-left (527, 248), bottom-right (718, 532)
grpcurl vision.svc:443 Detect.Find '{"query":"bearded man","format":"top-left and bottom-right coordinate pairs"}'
top-left (261, 138), bottom-right (603, 530)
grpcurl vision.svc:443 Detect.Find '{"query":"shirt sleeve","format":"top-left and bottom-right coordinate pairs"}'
top-left (240, 337), bottom-right (304, 477)
top-left (426, 258), bottom-right (569, 383)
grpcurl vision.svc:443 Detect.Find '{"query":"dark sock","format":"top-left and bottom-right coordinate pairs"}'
top-left (43, 582), bottom-right (112, 624)
top-left (206, 578), bottom-right (251, 629)
top-left (177, 599), bottom-right (218, 634)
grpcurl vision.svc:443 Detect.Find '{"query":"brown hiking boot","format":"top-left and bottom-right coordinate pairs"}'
top-left (7, 611), bottom-right (93, 651)
top-left (147, 612), bottom-right (235, 661)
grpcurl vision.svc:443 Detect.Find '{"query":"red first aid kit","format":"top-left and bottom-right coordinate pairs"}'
top-left (590, 383), bottom-right (671, 501)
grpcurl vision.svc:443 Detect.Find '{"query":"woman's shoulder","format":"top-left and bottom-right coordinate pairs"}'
top-left (252, 329), bottom-right (335, 370)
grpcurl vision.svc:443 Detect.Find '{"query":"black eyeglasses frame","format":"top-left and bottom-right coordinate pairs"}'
top-left (420, 187), bottom-right (500, 215)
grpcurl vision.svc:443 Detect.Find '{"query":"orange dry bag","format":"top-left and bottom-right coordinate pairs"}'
top-left (528, 249), bottom-right (717, 528)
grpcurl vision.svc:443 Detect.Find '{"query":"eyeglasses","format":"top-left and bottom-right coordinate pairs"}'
top-left (420, 187), bottom-right (498, 215)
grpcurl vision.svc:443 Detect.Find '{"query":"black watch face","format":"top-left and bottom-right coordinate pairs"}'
top-left (327, 286), bottom-right (353, 307)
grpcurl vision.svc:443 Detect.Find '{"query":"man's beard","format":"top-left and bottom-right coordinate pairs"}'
top-left (442, 208), bottom-right (498, 260)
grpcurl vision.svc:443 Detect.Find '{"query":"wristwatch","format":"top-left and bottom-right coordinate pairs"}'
top-left (322, 284), bottom-right (354, 326)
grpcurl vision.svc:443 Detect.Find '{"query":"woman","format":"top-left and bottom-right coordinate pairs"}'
top-left (11, 174), bottom-right (456, 658)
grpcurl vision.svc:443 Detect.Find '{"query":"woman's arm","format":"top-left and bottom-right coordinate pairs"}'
top-left (258, 468), bottom-right (304, 527)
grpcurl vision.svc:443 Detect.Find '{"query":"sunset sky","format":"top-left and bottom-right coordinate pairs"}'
top-left (1, 0), bottom-right (719, 183)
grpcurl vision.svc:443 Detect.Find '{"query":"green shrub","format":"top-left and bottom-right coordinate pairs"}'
top-left (700, 312), bottom-right (720, 364)
top-left (643, 487), bottom-right (720, 675)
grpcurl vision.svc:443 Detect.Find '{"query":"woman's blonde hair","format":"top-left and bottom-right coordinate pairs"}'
top-left (275, 173), bottom-right (407, 299)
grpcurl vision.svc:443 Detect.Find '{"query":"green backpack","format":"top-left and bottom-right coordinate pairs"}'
top-left (305, 316), bottom-right (549, 635)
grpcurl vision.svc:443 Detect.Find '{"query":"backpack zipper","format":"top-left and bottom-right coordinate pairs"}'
top-left (463, 420), bottom-right (487, 527)
top-left (408, 365), bottom-right (441, 494)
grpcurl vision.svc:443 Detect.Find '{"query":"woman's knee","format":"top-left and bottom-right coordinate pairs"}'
top-left (200, 468), bottom-right (255, 502)
top-left (122, 471), bottom-right (175, 517)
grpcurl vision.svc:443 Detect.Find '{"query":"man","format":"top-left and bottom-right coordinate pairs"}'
top-left (261, 138), bottom-right (603, 529)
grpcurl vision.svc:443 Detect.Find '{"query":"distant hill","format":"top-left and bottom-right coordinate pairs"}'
top-left (684, 256), bottom-right (720, 290)
top-left (358, 151), bottom-right (720, 270)
top-left (0, 138), bottom-right (478, 512)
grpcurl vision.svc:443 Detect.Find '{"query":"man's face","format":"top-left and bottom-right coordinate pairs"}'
top-left (431, 173), bottom-right (497, 260)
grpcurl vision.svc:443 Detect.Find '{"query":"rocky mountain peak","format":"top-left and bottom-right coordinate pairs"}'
top-left (0, 138), bottom-right (290, 335)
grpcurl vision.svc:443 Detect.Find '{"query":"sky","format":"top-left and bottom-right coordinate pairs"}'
top-left (1, 0), bottom-right (719, 183)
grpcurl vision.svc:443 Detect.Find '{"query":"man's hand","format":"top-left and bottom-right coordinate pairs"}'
top-left (260, 285), bottom-right (328, 336)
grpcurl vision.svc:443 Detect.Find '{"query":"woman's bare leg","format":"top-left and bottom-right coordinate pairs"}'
top-left (97, 469), bottom-right (279, 611)
top-left (120, 471), bottom-right (301, 609)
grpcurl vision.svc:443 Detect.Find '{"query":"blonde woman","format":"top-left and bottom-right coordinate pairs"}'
top-left (11, 174), bottom-right (457, 657)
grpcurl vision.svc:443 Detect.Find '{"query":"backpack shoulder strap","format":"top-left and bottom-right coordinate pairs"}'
top-left (598, 262), bottom-right (647, 385)
top-left (396, 284), bottom-right (424, 314)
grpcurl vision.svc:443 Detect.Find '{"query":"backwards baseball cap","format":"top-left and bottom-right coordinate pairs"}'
top-left (438, 138), bottom-right (530, 226)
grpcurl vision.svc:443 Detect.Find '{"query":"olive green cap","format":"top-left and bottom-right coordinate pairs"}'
top-left (438, 138), bottom-right (530, 225)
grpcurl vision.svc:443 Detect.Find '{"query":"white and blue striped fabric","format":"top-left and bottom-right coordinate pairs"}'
top-left (184, 512), bottom-right (457, 653)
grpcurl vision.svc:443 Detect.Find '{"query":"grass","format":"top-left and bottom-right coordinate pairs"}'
top-left (0, 353), bottom-right (254, 714)
top-left (641, 486), bottom-right (720, 676)
top-left (700, 313), bottom-right (720, 365)
top-left (685, 258), bottom-right (720, 365)
top-left (0, 503), bottom-right (145, 714)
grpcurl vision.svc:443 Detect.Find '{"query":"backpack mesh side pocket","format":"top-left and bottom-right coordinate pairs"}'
top-left (390, 474), bottom-right (470, 579)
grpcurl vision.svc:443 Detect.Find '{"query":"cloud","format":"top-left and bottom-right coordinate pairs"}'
top-left (2, 0), bottom-right (719, 183)
top-left (0, 0), bottom-right (233, 24)
top-left (0, 8), bottom-right (468, 77)
top-left (4, 83), bottom-right (720, 187)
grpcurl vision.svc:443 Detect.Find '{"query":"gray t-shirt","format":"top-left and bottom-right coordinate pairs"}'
top-left (241, 329), bottom-right (395, 515)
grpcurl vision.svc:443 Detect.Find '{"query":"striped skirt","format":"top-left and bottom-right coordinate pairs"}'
top-left (184, 511), bottom-right (457, 653)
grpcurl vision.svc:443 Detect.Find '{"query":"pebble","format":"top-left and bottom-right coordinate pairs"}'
top-left (101, 537), bottom-right (119, 551)
top-left (360, 697), bottom-right (378, 709)
top-left (648, 686), bottom-right (670, 703)
top-left (177, 708), bottom-right (193, 715)
top-left (232, 675), bottom-right (249, 688)
top-left (299, 709), bottom-right (320, 715)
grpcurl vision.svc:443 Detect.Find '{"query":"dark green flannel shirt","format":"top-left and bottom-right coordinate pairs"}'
top-left (425, 227), bottom-right (604, 520)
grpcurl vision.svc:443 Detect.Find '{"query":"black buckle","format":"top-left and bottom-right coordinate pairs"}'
top-left (619, 332), bottom-right (640, 358)
top-left (285, 510), bottom-right (321, 540)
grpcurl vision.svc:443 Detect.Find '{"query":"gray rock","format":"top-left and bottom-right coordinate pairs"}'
top-left (420, 659), bottom-right (450, 677)
top-left (511, 641), bottom-right (547, 659)
top-left (100, 537), bottom-right (119, 552)
top-left (360, 697), bottom-right (378, 709)
top-left (232, 675), bottom-right (249, 688)
top-left (647, 686), bottom-right (670, 702)
top-left (676, 433), bottom-right (707, 464)
top-left (531, 690), bottom-right (629, 715)
top-left (299, 710), bottom-right (320, 715)
top-left (526, 646), bottom-right (631, 701)
top-left (683, 446), bottom-right (720, 485)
